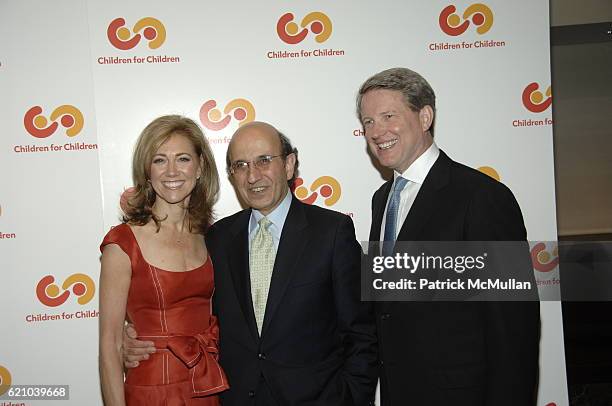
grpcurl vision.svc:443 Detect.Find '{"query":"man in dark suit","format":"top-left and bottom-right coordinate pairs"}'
top-left (124, 121), bottom-right (378, 405)
top-left (207, 122), bottom-right (377, 405)
top-left (357, 68), bottom-right (540, 405)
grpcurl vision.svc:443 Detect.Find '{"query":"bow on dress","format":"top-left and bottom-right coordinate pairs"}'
top-left (146, 316), bottom-right (229, 397)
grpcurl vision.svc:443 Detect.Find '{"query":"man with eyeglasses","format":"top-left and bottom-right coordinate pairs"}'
top-left (124, 121), bottom-right (378, 405)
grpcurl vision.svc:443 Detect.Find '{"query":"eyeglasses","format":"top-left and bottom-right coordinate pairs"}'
top-left (229, 154), bottom-right (283, 175)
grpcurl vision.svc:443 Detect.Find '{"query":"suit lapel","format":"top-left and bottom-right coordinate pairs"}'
top-left (228, 209), bottom-right (259, 342)
top-left (261, 197), bottom-right (309, 338)
top-left (375, 151), bottom-right (451, 314)
top-left (396, 150), bottom-right (452, 241)
top-left (369, 180), bottom-right (392, 242)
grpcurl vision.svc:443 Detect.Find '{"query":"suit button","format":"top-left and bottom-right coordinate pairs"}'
top-left (248, 390), bottom-right (255, 397)
top-left (379, 360), bottom-right (384, 366)
top-left (258, 353), bottom-right (266, 360)
top-left (381, 313), bottom-right (390, 320)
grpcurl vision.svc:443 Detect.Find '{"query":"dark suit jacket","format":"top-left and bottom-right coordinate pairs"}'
top-left (207, 197), bottom-right (378, 406)
top-left (370, 150), bottom-right (540, 406)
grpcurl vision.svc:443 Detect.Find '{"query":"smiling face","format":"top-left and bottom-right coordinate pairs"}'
top-left (360, 89), bottom-right (433, 173)
top-left (228, 123), bottom-right (295, 215)
top-left (149, 133), bottom-right (202, 208)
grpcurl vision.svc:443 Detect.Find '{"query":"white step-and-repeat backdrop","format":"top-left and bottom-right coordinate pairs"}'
top-left (1, 1), bottom-right (566, 404)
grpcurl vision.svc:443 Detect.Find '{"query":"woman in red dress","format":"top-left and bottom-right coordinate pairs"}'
top-left (99, 115), bottom-right (228, 405)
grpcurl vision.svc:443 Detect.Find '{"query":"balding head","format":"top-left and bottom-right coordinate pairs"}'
top-left (227, 121), bottom-right (279, 165)
top-left (226, 121), bottom-right (299, 214)
top-left (226, 121), bottom-right (299, 185)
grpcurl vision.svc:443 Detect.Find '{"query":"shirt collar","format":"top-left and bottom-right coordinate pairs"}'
top-left (394, 142), bottom-right (440, 185)
top-left (249, 189), bottom-right (292, 234)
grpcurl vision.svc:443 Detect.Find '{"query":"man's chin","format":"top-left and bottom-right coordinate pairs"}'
top-left (378, 159), bottom-right (397, 171)
top-left (245, 196), bottom-right (272, 211)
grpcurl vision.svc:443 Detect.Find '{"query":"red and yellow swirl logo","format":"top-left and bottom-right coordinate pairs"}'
top-left (439, 4), bottom-right (494, 36)
top-left (199, 98), bottom-right (255, 131)
top-left (522, 82), bottom-right (552, 113)
top-left (477, 166), bottom-right (500, 181)
top-left (293, 176), bottom-right (341, 206)
top-left (0, 365), bottom-right (11, 396)
top-left (107, 17), bottom-right (166, 50)
top-left (36, 273), bottom-right (96, 307)
top-left (531, 242), bottom-right (559, 273)
top-left (24, 105), bottom-right (84, 138)
top-left (277, 12), bottom-right (332, 44)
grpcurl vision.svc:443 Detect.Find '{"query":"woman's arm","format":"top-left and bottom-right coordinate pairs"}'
top-left (99, 244), bottom-right (132, 406)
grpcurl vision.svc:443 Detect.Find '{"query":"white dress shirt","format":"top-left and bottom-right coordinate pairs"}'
top-left (380, 143), bottom-right (440, 241)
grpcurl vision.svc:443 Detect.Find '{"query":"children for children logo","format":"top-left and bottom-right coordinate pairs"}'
top-left (522, 82), bottom-right (552, 113)
top-left (268, 11), bottom-right (345, 59)
top-left (0, 204), bottom-right (17, 241)
top-left (531, 242), bottom-right (558, 273)
top-left (477, 166), bottom-right (500, 182)
top-left (293, 176), bottom-right (341, 206)
top-left (429, 3), bottom-right (506, 52)
top-left (107, 17), bottom-right (166, 50)
top-left (439, 4), bottom-right (493, 36)
top-left (512, 82), bottom-right (553, 128)
top-left (24, 105), bottom-right (83, 138)
top-left (199, 98), bottom-right (255, 142)
top-left (14, 105), bottom-right (97, 154)
top-left (36, 273), bottom-right (96, 307)
top-left (98, 17), bottom-right (180, 65)
top-left (26, 273), bottom-right (98, 323)
top-left (0, 365), bottom-right (11, 397)
top-left (531, 242), bottom-right (560, 289)
top-left (277, 12), bottom-right (332, 44)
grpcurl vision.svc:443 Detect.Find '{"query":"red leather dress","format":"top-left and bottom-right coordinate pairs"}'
top-left (101, 224), bottom-right (228, 406)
